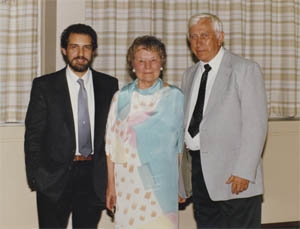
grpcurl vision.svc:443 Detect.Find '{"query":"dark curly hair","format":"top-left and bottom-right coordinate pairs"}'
top-left (60, 23), bottom-right (98, 51)
top-left (127, 35), bottom-right (167, 79)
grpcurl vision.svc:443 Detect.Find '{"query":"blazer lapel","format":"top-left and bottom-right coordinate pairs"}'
top-left (92, 72), bottom-right (99, 140)
top-left (204, 50), bottom-right (232, 116)
top-left (54, 68), bottom-right (75, 137)
top-left (184, 62), bottom-right (201, 125)
top-left (91, 70), bottom-right (105, 147)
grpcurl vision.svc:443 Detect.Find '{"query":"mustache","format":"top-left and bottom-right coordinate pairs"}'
top-left (74, 56), bottom-right (89, 61)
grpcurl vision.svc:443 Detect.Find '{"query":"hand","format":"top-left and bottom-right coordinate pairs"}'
top-left (226, 175), bottom-right (249, 195)
top-left (106, 186), bottom-right (116, 211)
top-left (178, 195), bottom-right (187, 204)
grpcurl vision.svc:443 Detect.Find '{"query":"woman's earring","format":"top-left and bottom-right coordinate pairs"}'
top-left (132, 69), bottom-right (136, 73)
top-left (160, 67), bottom-right (163, 71)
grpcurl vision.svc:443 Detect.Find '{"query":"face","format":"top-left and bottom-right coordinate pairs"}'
top-left (189, 18), bottom-right (224, 62)
top-left (61, 33), bottom-right (94, 77)
top-left (133, 47), bottom-right (162, 89)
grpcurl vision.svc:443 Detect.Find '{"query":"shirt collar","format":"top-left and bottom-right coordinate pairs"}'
top-left (66, 65), bottom-right (92, 85)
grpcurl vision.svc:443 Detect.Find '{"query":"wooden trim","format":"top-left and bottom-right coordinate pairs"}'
top-left (262, 221), bottom-right (300, 228)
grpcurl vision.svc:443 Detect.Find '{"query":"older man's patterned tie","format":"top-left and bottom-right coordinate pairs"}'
top-left (188, 64), bottom-right (211, 137)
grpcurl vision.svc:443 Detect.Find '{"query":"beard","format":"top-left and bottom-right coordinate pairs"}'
top-left (67, 56), bottom-right (92, 73)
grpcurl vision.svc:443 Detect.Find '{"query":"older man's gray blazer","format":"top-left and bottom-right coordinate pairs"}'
top-left (181, 49), bottom-right (268, 201)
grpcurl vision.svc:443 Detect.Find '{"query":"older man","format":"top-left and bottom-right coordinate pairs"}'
top-left (181, 13), bottom-right (268, 228)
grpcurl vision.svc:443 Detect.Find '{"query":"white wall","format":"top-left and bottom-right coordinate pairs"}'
top-left (0, 121), bottom-right (299, 228)
top-left (0, 126), bottom-right (37, 228)
top-left (261, 121), bottom-right (300, 223)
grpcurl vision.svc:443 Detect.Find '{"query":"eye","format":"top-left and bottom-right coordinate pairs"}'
top-left (69, 44), bottom-right (78, 49)
top-left (190, 34), bottom-right (199, 40)
top-left (135, 59), bottom-right (144, 63)
top-left (190, 33), bottom-right (210, 41)
top-left (84, 45), bottom-right (93, 50)
top-left (201, 33), bottom-right (209, 39)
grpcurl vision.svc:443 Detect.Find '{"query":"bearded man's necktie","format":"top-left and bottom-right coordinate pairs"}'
top-left (77, 79), bottom-right (92, 157)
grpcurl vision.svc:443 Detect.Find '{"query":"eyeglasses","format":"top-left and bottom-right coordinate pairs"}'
top-left (189, 32), bottom-right (210, 41)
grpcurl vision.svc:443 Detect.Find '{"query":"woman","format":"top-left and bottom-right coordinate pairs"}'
top-left (105, 35), bottom-right (185, 228)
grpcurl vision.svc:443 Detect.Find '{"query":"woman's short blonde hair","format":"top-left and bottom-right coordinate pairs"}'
top-left (126, 35), bottom-right (167, 79)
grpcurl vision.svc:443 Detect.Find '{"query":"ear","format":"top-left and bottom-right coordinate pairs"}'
top-left (218, 32), bottom-right (225, 46)
top-left (61, 48), bottom-right (67, 56)
top-left (92, 50), bottom-right (97, 58)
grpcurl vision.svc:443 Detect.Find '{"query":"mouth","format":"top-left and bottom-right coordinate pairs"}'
top-left (74, 57), bottom-right (88, 63)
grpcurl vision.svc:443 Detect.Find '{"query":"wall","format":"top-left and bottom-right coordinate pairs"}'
top-left (262, 120), bottom-right (300, 223)
top-left (40, 0), bottom-right (57, 75)
top-left (56, 0), bottom-right (85, 71)
top-left (0, 121), bottom-right (299, 228)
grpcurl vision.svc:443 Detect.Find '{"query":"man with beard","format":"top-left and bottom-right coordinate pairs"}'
top-left (24, 24), bottom-right (118, 228)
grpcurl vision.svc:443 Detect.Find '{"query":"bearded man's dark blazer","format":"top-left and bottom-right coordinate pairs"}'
top-left (24, 67), bottom-right (118, 204)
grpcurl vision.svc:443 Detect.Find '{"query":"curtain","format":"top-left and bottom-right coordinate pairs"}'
top-left (0, 0), bottom-right (38, 123)
top-left (85, 0), bottom-right (300, 118)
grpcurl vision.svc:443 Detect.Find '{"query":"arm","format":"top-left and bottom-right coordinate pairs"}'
top-left (105, 91), bottom-right (119, 210)
top-left (176, 91), bottom-right (188, 201)
top-left (24, 78), bottom-right (47, 191)
top-left (106, 155), bottom-right (116, 211)
top-left (178, 153), bottom-right (187, 202)
top-left (228, 61), bottom-right (268, 194)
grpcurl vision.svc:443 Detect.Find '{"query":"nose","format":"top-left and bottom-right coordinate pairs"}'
top-left (144, 61), bottom-right (151, 69)
top-left (196, 37), bottom-right (205, 46)
top-left (78, 47), bottom-right (84, 56)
